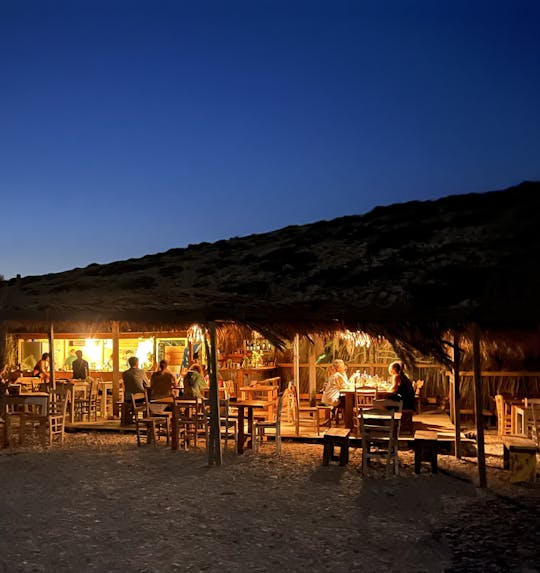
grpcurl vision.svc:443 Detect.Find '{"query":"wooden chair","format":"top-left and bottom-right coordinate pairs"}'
top-left (175, 397), bottom-right (207, 449)
top-left (4, 398), bottom-right (29, 448)
top-left (4, 396), bottom-right (65, 448)
top-left (222, 379), bottom-right (235, 399)
top-left (218, 398), bottom-right (237, 450)
top-left (203, 398), bottom-right (237, 450)
top-left (253, 392), bottom-right (285, 454)
top-left (74, 378), bottom-right (98, 422)
top-left (413, 380), bottom-right (424, 413)
top-left (286, 382), bottom-right (328, 436)
top-left (47, 398), bottom-right (68, 446)
top-left (131, 391), bottom-right (170, 447)
top-left (531, 403), bottom-right (540, 448)
top-left (359, 408), bottom-right (400, 478)
top-left (353, 389), bottom-right (377, 437)
top-left (495, 394), bottom-right (512, 436)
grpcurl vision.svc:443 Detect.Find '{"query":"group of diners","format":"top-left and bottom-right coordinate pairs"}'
top-left (321, 358), bottom-right (415, 416)
top-left (121, 356), bottom-right (208, 408)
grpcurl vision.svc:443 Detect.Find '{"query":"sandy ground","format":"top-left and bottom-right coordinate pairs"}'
top-left (0, 434), bottom-right (538, 573)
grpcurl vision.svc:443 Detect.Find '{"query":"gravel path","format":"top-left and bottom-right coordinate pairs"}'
top-left (0, 434), bottom-right (538, 573)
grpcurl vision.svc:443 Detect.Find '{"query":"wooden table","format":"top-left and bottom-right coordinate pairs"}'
top-left (234, 400), bottom-right (273, 454)
top-left (65, 380), bottom-right (89, 423)
top-left (1, 392), bottom-right (50, 447)
top-left (165, 398), bottom-right (197, 450)
top-left (2, 392), bottom-right (49, 416)
top-left (97, 380), bottom-right (113, 419)
top-left (239, 386), bottom-right (277, 419)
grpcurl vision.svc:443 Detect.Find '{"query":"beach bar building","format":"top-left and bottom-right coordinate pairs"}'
top-left (1, 181), bottom-right (539, 486)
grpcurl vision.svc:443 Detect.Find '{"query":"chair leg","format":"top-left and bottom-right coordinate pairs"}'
top-left (253, 426), bottom-right (259, 452)
top-left (361, 437), bottom-right (368, 475)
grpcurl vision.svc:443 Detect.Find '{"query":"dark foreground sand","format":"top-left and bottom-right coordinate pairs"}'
top-left (0, 435), bottom-right (538, 573)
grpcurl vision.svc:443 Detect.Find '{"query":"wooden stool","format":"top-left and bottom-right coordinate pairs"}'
top-left (502, 437), bottom-right (537, 483)
top-left (322, 428), bottom-right (350, 466)
top-left (413, 430), bottom-right (439, 474)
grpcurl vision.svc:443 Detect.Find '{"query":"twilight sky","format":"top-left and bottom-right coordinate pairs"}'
top-left (1, 0), bottom-right (539, 280)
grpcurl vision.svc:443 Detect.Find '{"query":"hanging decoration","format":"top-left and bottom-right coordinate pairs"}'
top-left (187, 324), bottom-right (205, 344)
top-left (339, 330), bottom-right (372, 348)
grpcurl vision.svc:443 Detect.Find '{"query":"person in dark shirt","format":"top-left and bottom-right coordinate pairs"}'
top-left (388, 361), bottom-right (415, 410)
top-left (72, 350), bottom-right (90, 380)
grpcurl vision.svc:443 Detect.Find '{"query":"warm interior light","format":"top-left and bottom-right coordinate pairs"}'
top-left (135, 339), bottom-right (154, 368)
top-left (83, 338), bottom-right (102, 365)
top-left (187, 324), bottom-right (205, 344)
top-left (340, 330), bottom-right (372, 348)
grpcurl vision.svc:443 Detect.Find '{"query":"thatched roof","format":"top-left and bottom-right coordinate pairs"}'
top-left (1, 181), bottom-right (539, 361)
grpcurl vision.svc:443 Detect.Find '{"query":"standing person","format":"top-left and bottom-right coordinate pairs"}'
top-left (122, 356), bottom-right (149, 403)
top-left (64, 349), bottom-right (77, 370)
top-left (72, 350), bottom-right (90, 380)
top-left (388, 361), bottom-right (415, 410)
top-left (32, 353), bottom-right (50, 382)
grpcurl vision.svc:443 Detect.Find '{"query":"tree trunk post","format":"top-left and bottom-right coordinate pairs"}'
top-left (206, 322), bottom-right (222, 466)
top-left (48, 322), bottom-right (55, 390)
top-left (308, 343), bottom-right (316, 407)
top-left (112, 321), bottom-right (120, 415)
top-left (293, 333), bottom-right (300, 435)
top-left (453, 332), bottom-right (462, 459)
top-left (472, 323), bottom-right (487, 488)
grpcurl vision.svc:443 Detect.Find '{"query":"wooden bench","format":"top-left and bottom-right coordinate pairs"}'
top-left (322, 428), bottom-right (350, 466)
top-left (459, 408), bottom-right (493, 428)
top-left (400, 409), bottom-right (414, 435)
top-left (502, 436), bottom-right (538, 483)
top-left (413, 430), bottom-right (439, 473)
top-left (413, 430), bottom-right (477, 473)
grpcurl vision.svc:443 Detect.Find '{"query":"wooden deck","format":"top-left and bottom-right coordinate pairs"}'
top-left (66, 409), bottom-right (460, 443)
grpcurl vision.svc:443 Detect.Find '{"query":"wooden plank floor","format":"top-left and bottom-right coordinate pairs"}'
top-left (65, 410), bottom-right (460, 442)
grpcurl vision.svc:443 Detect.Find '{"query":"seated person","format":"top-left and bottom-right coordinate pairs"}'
top-left (387, 361), bottom-right (415, 410)
top-left (122, 356), bottom-right (149, 404)
top-left (150, 359), bottom-right (176, 400)
top-left (321, 359), bottom-right (349, 420)
top-left (32, 353), bottom-right (50, 382)
top-left (181, 364), bottom-right (208, 399)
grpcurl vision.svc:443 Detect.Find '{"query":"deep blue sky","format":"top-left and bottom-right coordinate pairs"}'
top-left (1, 1), bottom-right (539, 279)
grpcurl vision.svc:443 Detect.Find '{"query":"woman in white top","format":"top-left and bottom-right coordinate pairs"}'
top-left (321, 359), bottom-right (349, 407)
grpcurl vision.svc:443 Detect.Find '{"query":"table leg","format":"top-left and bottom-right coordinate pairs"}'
top-left (100, 390), bottom-right (106, 420)
top-left (171, 403), bottom-right (179, 450)
top-left (237, 407), bottom-right (245, 454)
top-left (414, 442), bottom-right (422, 474)
top-left (247, 408), bottom-right (254, 448)
top-left (344, 393), bottom-right (354, 428)
top-left (69, 388), bottom-right (75, 423)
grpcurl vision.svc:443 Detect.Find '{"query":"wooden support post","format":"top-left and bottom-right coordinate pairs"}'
top-left (308, 343), bottom-right (316, 407)
top-left (472, 323), bottom-right (487, 488)
top-left (112, 321), bottom-right (120, 416)
top-left (206, 322), bottom-right (222, 466)
top-left (293, 334), bottom-right (300, 436)
top-left (48, 322), bottom-right (55, 390)
top-left (453, 333), bottom-right (462, 459)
